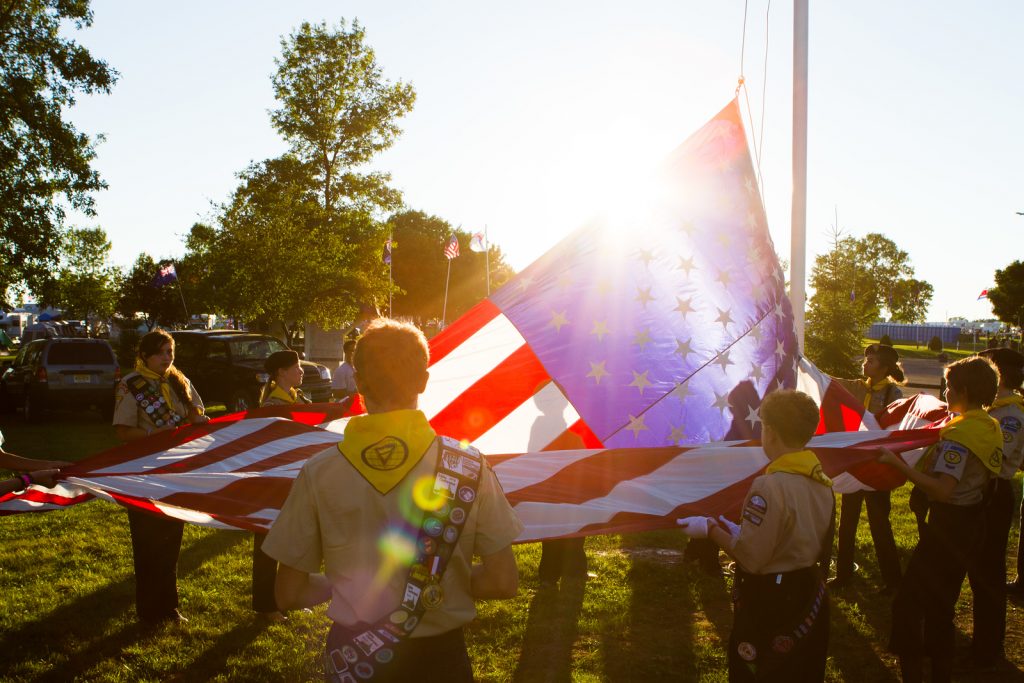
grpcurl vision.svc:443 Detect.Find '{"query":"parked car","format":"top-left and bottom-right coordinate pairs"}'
top-left (169, 331), bottom-right (333, 412)
top-left (0, 338), bottom-right (119, 421)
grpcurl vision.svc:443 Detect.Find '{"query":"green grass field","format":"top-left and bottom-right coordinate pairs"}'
top-left (2, 411), bottom-right (1024, 681)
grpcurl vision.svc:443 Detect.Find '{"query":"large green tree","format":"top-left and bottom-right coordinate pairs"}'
top-left (386, 211), bottom-right (514, 322)
top-left (0, 0), bottom-right (117, 294)
top-left (988, 260), bottom-right (1024, 329)
top-left (35, 227), bottom-right (121, 323)
top-left (271, 20), bottom-right (415, 216)
top-left (198, 155), bottom-right (388, 334)
top-left (805, 230), bottom-right (932, 376)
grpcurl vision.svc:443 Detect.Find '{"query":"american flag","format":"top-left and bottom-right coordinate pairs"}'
top-left (150, 263), bottom-right (177, 288)
top-left (0, 99), bottom-right (949, 539)
top-left (444, 234), bottom-right (460, 260)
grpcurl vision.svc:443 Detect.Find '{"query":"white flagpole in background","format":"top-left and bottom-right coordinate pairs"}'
top-left (388, 236), bottom-right (393, 318)
top-left (442, 258), bottom-right (452, 328)
top-left (790, 0), bottom-right (809, 352)
top-left (484, 224), bottom-right (491, 297)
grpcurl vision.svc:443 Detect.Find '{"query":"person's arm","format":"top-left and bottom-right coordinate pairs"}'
top-left (0, 450), bottom-right (71, 471)
top-left (471, 545), bottom-right (519, 599)
top-left (274, 563), bottom-right (332, 610)
top-left (0, 469), bottom-right (60, 495)
top-left (878, 447), bottom-right (957, 502)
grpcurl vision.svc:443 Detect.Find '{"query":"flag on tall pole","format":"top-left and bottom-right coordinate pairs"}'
top-left (151, 263), bottom-right (190, 322)
top-left (384, 238), bottom-right (395, 317)
top-left (444, 234), bottom-right (460, 260)
top-left (469, 231), bottom-right (486, 253)
top-left (382, 238), bottom-right (393, 265)
top-left (977, 289), bottom-right (989, 300)
top-left (442, 234), bottom-right (460, 327)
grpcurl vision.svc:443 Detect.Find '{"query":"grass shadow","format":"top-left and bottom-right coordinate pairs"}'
top-left (513, 579), bottom-right (587, 683)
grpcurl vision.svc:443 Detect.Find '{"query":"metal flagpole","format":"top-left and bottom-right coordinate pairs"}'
top-left (175, 278), bottom-right (191, 323)
top-left (442, 259), bottom-right (452, 328)
top-left (484, 224), bottom-right (490, 297)
top-left (388, 236), bottom-right (393, 318)
top-left (790, 0), bottom-right (809, 352)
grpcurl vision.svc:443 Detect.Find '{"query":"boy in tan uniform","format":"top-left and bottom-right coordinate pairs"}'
top-left (680, 390), bottom-right (834, 682)
top-left (264, 318), bottom-right (523, 682)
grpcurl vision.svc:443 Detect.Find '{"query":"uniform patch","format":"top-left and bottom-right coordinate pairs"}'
top-left (939, 442), bottom-right (967, 468)
top-left (772, 635), bottom-right (795, 654)
top-left (742, 509), bottom-right (764, 526)
top-left (737, 642), bottom-right (757, 661)
top-left (1002, 417), bottom-right (1021, 444)
top-left (747, 495), bottom-right (768, 514)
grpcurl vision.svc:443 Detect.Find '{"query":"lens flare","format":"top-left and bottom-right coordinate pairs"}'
top-left (412, 474), bottom-right (447, 512)
top-left (377, 526), bottom-right (416, 567)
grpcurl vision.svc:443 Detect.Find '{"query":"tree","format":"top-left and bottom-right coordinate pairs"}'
top-left (35, 227), bottom-right (122, 324)
top-left (196, 155), bottom-right (389, 334)
top-left (989, 260), bottom-right (1024, 329)
top-left (386, 211), bottom-right (514, 321)
top-left (804, 230), bottom-right (931, 375)
top-left (0, 1), bottom-right (117, 294)
top-left (117, 253), bottom-right (186, 330)
top-left (270, 20), bottom-right (415, 217)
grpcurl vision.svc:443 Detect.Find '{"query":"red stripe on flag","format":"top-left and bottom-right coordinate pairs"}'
top-left (428, 299), bottom-right (502, 365)
top-left (541, 419), bottom-right (604, 450)
top-left (428, 344), bottom-right (551, 442)
top-left (162, 477), bottom-right (296, 520)
top-left (503, 447), bottom-right (685, 506)
top-left (60, 422), bottom-right (231, 475)
top-left (235, 442), bottom-right (335, 473)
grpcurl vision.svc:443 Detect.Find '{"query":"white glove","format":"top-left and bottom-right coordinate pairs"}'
top-left (718, 515), bottom-right (741, 538)
top-left (677, 516), bottom-right (711, 538)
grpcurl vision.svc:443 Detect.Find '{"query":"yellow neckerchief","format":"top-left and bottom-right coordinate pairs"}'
top-left (863, 377), bottom-right (892, 409)
top-left (135, 360), bottom-right (179, 410)
top-left (940, 408), bottom-right (1004, 475)
top-left (337, 409), bottom-right (437, 495)
top-left (766, 449), bottom-right (833, 487)
top-left (268, 383), bottom-right (298, 404)
top-left (990, 393), bottom-right (1024, 412)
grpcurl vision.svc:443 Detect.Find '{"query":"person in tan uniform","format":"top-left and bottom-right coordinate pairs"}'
top-left (829, 343), bottom-right (904, 592)
top-left (259, 350), bottom-right (311, 407)
top-left (878, 356), bottom-right (1001, 683)
top-left (680, 390), bottom-right (834, 682)
top-left (264, 318), bottom-right (523, 683)
top-left (112, 329), bottom-right (209, 625)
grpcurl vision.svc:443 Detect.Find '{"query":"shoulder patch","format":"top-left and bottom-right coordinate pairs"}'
top-left (742, 509), bottom-right (764, 526)
top-left (939, 441), bottom-right (968, 468)
top-left (1001, 416), bottom-right (1021, 441)
top-left (747, 494), bottom-right (768, 514)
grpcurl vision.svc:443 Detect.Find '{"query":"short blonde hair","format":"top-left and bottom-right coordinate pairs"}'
top-left (759, 390), bottom-right (820, 448)
top-left (353, 318), bottom-right (429, 406)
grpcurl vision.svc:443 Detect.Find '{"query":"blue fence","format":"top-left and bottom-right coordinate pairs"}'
top-left (867, 323), bottom-right (961, 345)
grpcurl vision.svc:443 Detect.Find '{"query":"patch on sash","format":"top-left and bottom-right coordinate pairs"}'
top-left (742, 509), bottom-right (763, 526)
top-left (747, 495), bottom-right (768, 514)
top-left (939, 442), bottom-right (967, 468)
top-left (441, 448), bottom-right (481, 480)
top-left (737, 641), bottom-right (757, 661)
top-left (772, 635), bottom-right (795, 654)
top-left (360, 436), bottom-right (409, 471)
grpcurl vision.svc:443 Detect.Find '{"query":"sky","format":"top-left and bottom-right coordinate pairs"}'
top-left (63, 0), bottom-right (1023, 323)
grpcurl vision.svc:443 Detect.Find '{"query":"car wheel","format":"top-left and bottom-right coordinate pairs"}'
top-left (229, 390), bottom-right (256, 413)
top-left (23, 391), bottom-right (45, 423)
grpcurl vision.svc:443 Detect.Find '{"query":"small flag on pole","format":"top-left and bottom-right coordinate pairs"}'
top-left (151, 263), bottom-right (177, 288)
top-left (977, 289), bottom-right (989, 300)
top-left (383, 238), bottom-right (393, 265)
top-left (444, 234), bottom-right (460, 260)
top-left (469, 231), bottom-right (486, 253)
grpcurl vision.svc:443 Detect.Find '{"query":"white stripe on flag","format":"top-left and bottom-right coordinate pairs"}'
top-left (473, 381), bottom-right (581, 454)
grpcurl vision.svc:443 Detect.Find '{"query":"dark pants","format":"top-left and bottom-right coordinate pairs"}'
top-left (127, 508), bottom-right (183, 622)
top-left (890, 501), bottom-right (984, 683)
top-left (968, 478), bottom-right (1013, 661)
top-left (538, 538), bottom-right (587, 584)
top-left (252, 533), bottom-right (279, 613)
top-left (834, 490), bottom-right (902, 587)
top-left (1017, 485), bottom-right (1024, 582)
top-left (728, 566), bottom-right (829, 682)
top-left (324, 623), bottom-right (473, 683)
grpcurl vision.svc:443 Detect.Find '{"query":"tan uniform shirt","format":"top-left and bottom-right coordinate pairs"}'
top-left (260, 390), bottom-right (311, 407)
top-left (866, 383), bottom-right (902, 415)
top-left (924, 439), bottom-right (992, 505)
top-left (112, 371), bottom-right (204, 431)
top-left (731, 471), bottom-right (834, 575)
top-left (262, 440), bottom-right (524, 637)
top-left (990, 403), bottom-right (1024, 479)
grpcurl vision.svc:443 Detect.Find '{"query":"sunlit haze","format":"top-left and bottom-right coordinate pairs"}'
top-left (64, 1), bottom-right (1023, 323)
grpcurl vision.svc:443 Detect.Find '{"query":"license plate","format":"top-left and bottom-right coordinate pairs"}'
top-left (73, 374), bottom-right (92, 384)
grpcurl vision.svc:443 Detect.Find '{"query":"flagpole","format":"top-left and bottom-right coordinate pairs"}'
top-left (790, 0), bottom-right (809, 352)
top-left (175, 278), bottom-right (191, 323)
top-left (484, 224), bottom-right (491, 297)
top-left (388, 235), bottom-right (393, 318)
top-left (442, 258), bottom-right (452, 328)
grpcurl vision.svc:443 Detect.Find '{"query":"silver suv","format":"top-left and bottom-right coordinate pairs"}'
top-left (0, 338), bottom-right (119, 421)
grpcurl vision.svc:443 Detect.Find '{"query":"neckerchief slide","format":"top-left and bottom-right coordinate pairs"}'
top-left (125, 374), bottom-right (184, 429)
top-left (325, 436), bottom-right (484, 682)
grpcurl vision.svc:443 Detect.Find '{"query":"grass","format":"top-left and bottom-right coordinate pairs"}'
top-left (2, 411), bottom-right (1024, 681)
top-left (863, 338), bottom-right (983, 361)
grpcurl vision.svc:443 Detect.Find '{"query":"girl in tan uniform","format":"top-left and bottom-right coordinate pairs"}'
top-left (112, 329), bottom-right (208, 624)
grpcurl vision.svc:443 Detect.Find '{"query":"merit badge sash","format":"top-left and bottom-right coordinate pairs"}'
top-left (125, 374), bottom-right (184, 430)
top-left (325, 436), bottom-right (484, 682)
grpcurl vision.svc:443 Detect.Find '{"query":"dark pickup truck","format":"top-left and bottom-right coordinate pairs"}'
top-left (169, 331), bottom-right (332, 412)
